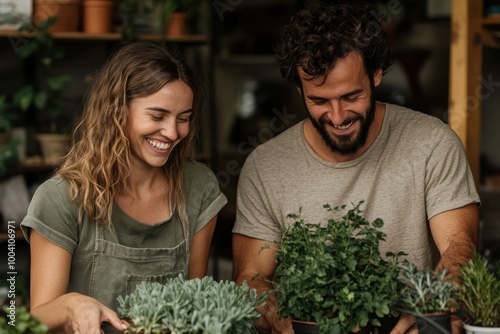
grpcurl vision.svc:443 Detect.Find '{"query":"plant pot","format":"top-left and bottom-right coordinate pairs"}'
top-left (33, 0), bottom-right (82, 33)
top-left (416, 312), bottom-right (451, 334)
top-left (83, 0), bottom-right (115, 33)
top-left (464, 324), bottom-right (500, 334)
top-left (166, 12), bottom-right (187, 37)
top-left (291, 319), bottom-right (371, 334)
top-left (37, 134), bottom-right (69, 164)
top-left (292, 320), bottom-right (319, 334)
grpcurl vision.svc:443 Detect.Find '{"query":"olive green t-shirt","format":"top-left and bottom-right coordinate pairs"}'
top-left (21, 160), bottom-right (227, 308)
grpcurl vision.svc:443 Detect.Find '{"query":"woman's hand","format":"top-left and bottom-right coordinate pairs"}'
top-left (58, 293), bottom-right (129, 333)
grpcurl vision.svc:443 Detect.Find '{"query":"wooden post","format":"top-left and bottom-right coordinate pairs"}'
top-left (448, 0), bottom-right (483, 188)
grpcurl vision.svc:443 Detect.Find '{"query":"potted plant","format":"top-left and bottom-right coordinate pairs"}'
top-left (16, 17), bottom-right (71, 164)
top-left (268, 201), bottom-right (405, 334)
top-left (152, 0), bottom-right (199, 37)
top-left (33, 0), bottom-right (82, 33)
top-left (455, 251), bottom-right (500, 334)
top-left (117, 274), bottom-right (266, 333)
top-left (82, 0), bottom-right (117, 33)
top-left (394, 261), bottom-right (458, 334)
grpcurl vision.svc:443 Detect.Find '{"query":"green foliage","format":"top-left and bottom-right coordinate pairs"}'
top-left (17, 17), bottom-right (70, 133)
top-left (397, 261), bottom-right (458, 314)
top-left (456, 251), bottom-right (500, 327)
top-left (117, 275), bottom-right (265, 334)
top-left (0, 305), bottom-right (47, 333)
top-left (273, 201), bottom-right (405, 334)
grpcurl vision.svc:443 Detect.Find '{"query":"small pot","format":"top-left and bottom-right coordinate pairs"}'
top-left (464, 323), bottom-right (500, 334)
top-left (416, 312), bottom-right (451, 334)
top-left (166, 12), bottom-right (187, 37)
top-left (33, 0), bottom-right (82, 33)
top-left (83, 0), bottom-right (115, 33)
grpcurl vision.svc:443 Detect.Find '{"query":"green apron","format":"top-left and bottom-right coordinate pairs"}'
top-left (90, 215), bottom-right (190, 333)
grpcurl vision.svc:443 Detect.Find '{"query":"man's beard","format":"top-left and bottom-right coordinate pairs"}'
top-left (308, 84), bottom-right (376, 156)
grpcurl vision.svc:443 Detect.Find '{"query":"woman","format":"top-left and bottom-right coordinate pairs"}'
top-left (20, 41), bottom-right (227, 333)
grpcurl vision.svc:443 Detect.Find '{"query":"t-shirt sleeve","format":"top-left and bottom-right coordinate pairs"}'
top-left (425, 124), bottom-right (481, 219)
top-left (184, 161), bottom-right (227, 235)
top-left (232, 151), bottom-right (282, 243)
top-left (20, 178), bottom-right (80, 254)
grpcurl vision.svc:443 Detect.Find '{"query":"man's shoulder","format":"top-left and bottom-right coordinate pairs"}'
top-left (386, 103), bottom-right (446, 127)
top-left (250, 121), bottom-right (304, 156)
top-left (385, 103), bottom-right (450, 136)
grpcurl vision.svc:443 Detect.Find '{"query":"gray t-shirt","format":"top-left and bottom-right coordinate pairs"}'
top-left (233, 103), bottom-right (480, 269)
top-left (21, 160), bottom-right (227, 305)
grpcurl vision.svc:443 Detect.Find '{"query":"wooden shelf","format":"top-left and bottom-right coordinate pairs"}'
top-left (0, 30), bottom-right (208, 43)
top-left (483, 14), bottom-right (500, 27)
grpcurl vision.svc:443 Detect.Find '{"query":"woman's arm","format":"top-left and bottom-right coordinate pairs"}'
top-left (29, 229), bottom-right (127, 333)
top-left (189, 215), bottom-right (217, 278)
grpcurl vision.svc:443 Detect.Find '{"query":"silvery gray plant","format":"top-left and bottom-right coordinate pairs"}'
top-left (397, 261), bottom-right (458, 314)
top-left (117, 275), bottom-right (265, 334)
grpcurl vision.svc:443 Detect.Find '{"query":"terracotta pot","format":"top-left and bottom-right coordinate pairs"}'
top-left (33, 0), bottom-right (82, 33)
top-left (166, 12), bottom-right (187, 37)
top-left (82, 0), bottom-right (115, 33)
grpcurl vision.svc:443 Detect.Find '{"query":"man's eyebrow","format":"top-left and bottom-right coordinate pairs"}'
top-left (306, 88), bottom-right (364, 101)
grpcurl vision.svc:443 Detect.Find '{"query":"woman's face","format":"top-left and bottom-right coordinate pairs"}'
top-left (127, 80), bottom-right (193, 169)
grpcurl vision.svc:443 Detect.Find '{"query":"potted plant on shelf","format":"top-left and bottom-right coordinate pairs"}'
top-left (268, 201), bottom-right (405, 334)
top-left (455, 251), bottom-right (500, 334)
top-left (394, 261), bottom-right (458, 334)
top-left (152, 0), bottom-right (200, 37)
top-left (117, 274), bottom-right (266, 333)
top-left (17, 17), bottom-right (71, 164)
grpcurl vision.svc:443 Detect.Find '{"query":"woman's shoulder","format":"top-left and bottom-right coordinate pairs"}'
top-left (184, 160), bottom-right (215, 177)
top-left (33, 175), bottom-right (71, 197)
top-left (183, 160), bottom-right (220, 190)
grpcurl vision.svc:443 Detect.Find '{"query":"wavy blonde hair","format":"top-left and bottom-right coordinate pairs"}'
top-left (58, 41), bottom-right (201, 227)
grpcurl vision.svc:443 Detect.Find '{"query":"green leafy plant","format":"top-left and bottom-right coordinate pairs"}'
top-left (0, 305), bottom-right (47, 334)
top-left (455, 251), bottom-right (500, 327)
top-left (16, 17), bottom-right (70, 133)
top-left (0, 95), bottom-right (20, 174)
top-left (271, 201), bottom-right (405, 334)
top-left (117, 274), bottom-right (265, 334)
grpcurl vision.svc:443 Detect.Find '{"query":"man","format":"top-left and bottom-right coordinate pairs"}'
top-left (232, 3), bottom-right (480, 334)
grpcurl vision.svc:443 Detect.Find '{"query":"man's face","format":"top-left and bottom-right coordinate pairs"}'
top-left (299, 52), bottom-right (382, 156)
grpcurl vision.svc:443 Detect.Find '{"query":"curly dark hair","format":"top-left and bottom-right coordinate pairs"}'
top-left (275, 3), bottom-right (393, 87)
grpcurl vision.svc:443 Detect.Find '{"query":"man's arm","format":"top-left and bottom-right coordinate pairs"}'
top-left (429, 203), bottom-right (480, 275)
top-left (232, 233), bottom-right (293, 334)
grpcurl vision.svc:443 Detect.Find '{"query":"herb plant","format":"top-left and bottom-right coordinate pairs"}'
top-left (272, 201), bottom-right (405, 334)
top-left (396, 261), bottom-right (458, 314)
top-left (117, 275), bottom-right (265, 334)
top-left (455, 251), bottom-right (500, 327)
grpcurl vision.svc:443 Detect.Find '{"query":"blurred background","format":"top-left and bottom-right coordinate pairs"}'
top-left (0, 0), bottom-right (499, 302)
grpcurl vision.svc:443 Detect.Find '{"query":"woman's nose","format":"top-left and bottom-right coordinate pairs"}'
top-left (160, 120), bottom-right (178, 140)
